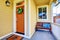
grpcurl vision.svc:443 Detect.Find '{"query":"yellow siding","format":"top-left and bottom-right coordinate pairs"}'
top-left (0, 0), bottom-right (13, 37)
top-left (48, 5), bottom-right (52, 22)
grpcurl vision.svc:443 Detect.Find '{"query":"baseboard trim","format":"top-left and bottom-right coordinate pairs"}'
top-left (13, 32), bottom-right (31, 39)
top-left (0, 32), bottom-right (13, 39)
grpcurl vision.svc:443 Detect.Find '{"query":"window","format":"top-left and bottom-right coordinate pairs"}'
top-left (38, 7), bottom-right (47, 19)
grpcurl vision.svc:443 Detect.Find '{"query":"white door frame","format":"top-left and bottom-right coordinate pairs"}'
top-left (13, 0), bottom-right (27, 37)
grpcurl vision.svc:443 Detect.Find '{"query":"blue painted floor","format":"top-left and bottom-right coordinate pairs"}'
top-left (22, 31), bottom-right (56, 40)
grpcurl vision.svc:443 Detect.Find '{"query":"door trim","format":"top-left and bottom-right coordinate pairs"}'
top-left (13, 0), bottom-right (27, 36)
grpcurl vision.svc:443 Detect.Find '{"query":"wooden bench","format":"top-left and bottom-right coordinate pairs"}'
top-left (36, 22), bottom-right (51, 31)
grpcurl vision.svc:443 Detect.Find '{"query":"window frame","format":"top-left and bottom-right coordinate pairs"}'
top-left (37, 5), bottom-right (48, 21)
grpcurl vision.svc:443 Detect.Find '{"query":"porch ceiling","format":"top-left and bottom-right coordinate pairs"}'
top-left (34, 0), bottom-right (57, 6)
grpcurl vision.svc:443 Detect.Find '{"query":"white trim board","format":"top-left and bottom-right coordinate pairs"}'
top-left (13, 33), bottom-right (31, 39)
top-left (13, 1), bottom-right (16, 32)
top-left (0, 33), bottom-right (13, 39)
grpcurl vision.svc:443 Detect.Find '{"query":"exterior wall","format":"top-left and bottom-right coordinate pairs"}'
top-left (29, 0), bottom-right (37, 38)
top-left (0, 0), bottom-right (13, 37)
top-left (37, 5), bottom-right (52, 22)
top-left (48, 5), bottom-right (52, 22)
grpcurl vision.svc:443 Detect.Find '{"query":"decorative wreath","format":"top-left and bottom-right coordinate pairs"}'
top-left (17, 8), bottom-right (23, 14)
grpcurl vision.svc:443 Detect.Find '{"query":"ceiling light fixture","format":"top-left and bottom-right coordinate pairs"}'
top-left (5, 0), bottom-right (10, 6)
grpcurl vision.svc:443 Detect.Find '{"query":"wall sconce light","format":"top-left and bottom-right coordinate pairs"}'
top-left (5, 0), bottom-right (10, 6)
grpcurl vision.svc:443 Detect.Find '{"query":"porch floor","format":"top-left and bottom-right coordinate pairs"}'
top-left (22, 30), bottom-right (57, 40)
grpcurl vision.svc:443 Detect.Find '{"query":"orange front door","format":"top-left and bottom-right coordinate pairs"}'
top-left (16, 2), bottom-right (24, 34)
